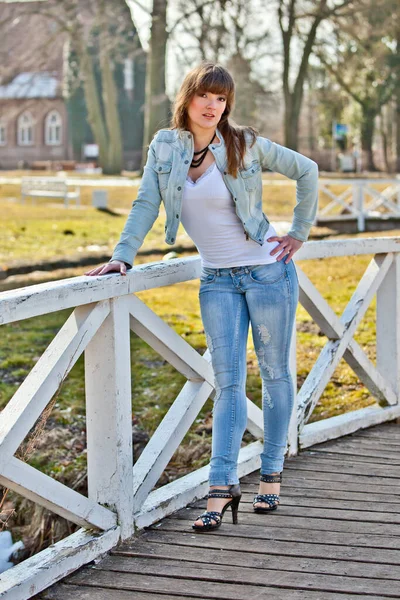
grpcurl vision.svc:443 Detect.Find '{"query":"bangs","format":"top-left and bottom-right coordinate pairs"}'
top-left (195, 67), bottom-right (234, 97)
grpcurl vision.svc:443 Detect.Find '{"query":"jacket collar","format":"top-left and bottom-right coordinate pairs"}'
top-left (175, 127), bottom-right (225, 152)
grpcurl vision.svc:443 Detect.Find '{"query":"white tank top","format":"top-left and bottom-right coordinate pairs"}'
top-left (181, 161), bottom-right (280, 268)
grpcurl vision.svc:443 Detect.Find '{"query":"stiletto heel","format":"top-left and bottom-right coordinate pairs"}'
top-left (231, 495), bottom-right (240, 524)
top-left (192, 483), bottom-right (241, 532)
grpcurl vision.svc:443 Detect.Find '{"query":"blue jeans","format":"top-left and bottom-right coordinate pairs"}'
top-left (199, 259), bottom-right (299, 486)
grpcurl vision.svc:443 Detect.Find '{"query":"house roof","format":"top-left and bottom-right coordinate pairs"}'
top-left (0, 72), bottom-right (59, 99)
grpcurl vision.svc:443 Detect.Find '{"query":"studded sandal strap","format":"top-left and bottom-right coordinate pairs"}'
top-left (207, 490), bottom-right (233, 498)
top-left (196, 510), bottom-right (222, 524)
top-left (254, 493), bottom-right (280, 505)
top-left (260, 473), bottom-right (282, 483)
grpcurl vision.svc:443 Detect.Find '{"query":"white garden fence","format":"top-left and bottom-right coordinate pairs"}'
top-left (0, 236), bottom-right (399, 598)
top-left (318, 179), bottom-right (400, 231)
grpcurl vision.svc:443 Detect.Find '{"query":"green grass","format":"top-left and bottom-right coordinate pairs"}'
top-left (0, 199), bottom-right (170, 266)
top-left (2, 174), bottom-right (395, 266)
top-left (0, 171), bottom-right (304, 265)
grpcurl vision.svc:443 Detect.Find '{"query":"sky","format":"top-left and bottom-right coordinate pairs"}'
top-left (126, 0), bottom-right (282, 97)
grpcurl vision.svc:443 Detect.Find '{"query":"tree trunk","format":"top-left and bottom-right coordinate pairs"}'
top-left (361, 106), bottom-right (378, 171)
top-left (285, 89), bottom-right (305, 150)
top-left (99, 55), bottom-right (124, 174)
top-left (280, 0), bottom-right (325, 150)
top-left (98, 2), bottom-right (123, 174)
top-left (396, 87), bottom-right (400, 172)
top-left (380, 111), bottom-right (391, 173)
top-left (284, 93), bottom-right (299, 149)
top-left (396, 28), bottom-right (400, 172)
top-left (142, 0), bottom-right (169, 166)
top-left (80, 48), bottom-right (109, 169)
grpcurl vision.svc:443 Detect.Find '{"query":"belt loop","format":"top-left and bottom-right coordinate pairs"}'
top-left (216, 268), bottom-right (220, 276)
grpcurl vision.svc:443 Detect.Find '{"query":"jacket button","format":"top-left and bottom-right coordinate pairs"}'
top-left (176, 214), bottom-right (179, 218)
top-left (177, 186), bottom-right (182, 191)
top-left (158, 167), bottom-right (162, 171)
top-left (184, 160), bottom-right (189, 164)
top-left (211, 146), bottom-right (215, 149)
top-left (224, 171), bottom-right (227, 175)
top-left (252, 169), bottom-right (255, 173)
top-left (234, 197), bottom-right (237, 202)
top-left (171, 237), bottom-right (175, 242)
top-left (187, 134), bottom-right (191, 138)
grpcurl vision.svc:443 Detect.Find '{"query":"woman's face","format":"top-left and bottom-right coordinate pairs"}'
top-left (187, 89), bottom-right (227, 133)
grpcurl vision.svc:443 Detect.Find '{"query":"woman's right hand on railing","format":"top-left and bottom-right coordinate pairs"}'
top-left (85, 260), bottom-right (129, 277)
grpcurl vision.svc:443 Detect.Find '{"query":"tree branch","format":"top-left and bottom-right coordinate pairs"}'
top-left (317, 52), bottom-right (364, 105)
top-left (169, 0), bottom-right (217, 34)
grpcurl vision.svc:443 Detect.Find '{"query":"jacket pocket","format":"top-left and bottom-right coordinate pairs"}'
top-left (155, 161), bottom-right (172, 191)
top-left (239, 161), bottom-right (261, 191)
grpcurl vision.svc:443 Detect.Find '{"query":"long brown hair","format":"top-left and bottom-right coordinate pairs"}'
top-left (171, 61), bottom-right (258, 177)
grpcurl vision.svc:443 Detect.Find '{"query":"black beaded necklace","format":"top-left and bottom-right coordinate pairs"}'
top-left (190, 132), bottom-right (216, 168)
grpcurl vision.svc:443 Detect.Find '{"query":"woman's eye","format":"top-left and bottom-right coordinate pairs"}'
top-left (198, 92), bottom-right (225, 101)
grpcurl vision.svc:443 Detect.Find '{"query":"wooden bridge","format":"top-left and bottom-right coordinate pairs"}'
top-left (0, 237), bottom-right (399, 599)
top-left (40, 420), bottom-right (400, 600)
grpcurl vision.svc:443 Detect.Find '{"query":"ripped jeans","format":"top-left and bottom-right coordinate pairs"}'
top-left (199, 259), bottom-right (299, 486)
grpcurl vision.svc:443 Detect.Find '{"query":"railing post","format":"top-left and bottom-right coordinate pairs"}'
top-left (376, 253), bottom-right (400, 400)
top-left (354, 182), bottom-right (365, 232)
top-left (85, 296), bottom-right (134, 539)
top-left (287, 309), bottom-right (298, 456)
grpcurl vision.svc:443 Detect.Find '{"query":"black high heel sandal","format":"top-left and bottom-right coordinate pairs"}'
top-left (253, 472), bottom-right (282, 513)
top-left (192, 483), bottom-right (241, 532)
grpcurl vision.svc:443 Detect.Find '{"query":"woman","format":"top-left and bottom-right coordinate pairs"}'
top-left (86, 61), bottom-right (319, 532)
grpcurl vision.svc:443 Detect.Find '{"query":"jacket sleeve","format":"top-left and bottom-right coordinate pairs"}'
top-left (255, 136), bottom-right (319, 242)
top-left (110, 138), bottom-right (162, 267)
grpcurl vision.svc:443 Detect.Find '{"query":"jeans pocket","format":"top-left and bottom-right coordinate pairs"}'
top-left (200, 267), bottom-right (217, 284)
top-left (249, 261), bottom-right (286, 284)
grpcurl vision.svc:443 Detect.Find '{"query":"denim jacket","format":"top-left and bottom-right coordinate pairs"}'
top-left (111, 127), bottom-right (319, 267)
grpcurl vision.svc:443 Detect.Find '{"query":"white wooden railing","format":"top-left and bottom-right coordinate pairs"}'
top-left (318, 179), bottom-right (400, 231)
top-left (0, 236), bottom-right (399, 598)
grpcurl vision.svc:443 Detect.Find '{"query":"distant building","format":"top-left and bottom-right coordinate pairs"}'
top-left (0, 72), bottom-right (70, 168)
top-left (0, 1), bottom-right (146, 170)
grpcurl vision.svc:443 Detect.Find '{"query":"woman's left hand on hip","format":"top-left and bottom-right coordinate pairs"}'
top-left (267, 234), bottom-right (303, 263)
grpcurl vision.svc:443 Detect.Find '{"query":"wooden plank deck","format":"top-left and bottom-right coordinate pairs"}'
top-left (39, 420), bottom-right (400, 600)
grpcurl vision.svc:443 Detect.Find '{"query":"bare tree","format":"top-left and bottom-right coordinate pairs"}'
top-left (278, 0), bottom-right (363, 150)
top-left (65, 0), bottom-right (141, 174)
top-left (0, 0), bottom-right (143, 174)
top-left (316, 0), bottom-right (397, 170)
top-left (142, 0), bottom-right (169, 160)
top-left (170, 0), bottom-right (275, 131)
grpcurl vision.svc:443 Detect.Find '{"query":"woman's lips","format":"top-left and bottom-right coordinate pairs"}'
top-left (202, 114), bottom-right (215, 119)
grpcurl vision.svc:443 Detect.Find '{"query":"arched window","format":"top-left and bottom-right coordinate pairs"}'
top-left (45, 110), bottom-right (62, 145)
top-left (17, 111), bottom-right (34, 146)
top-left (0, 119), bottom-right (6, 145)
